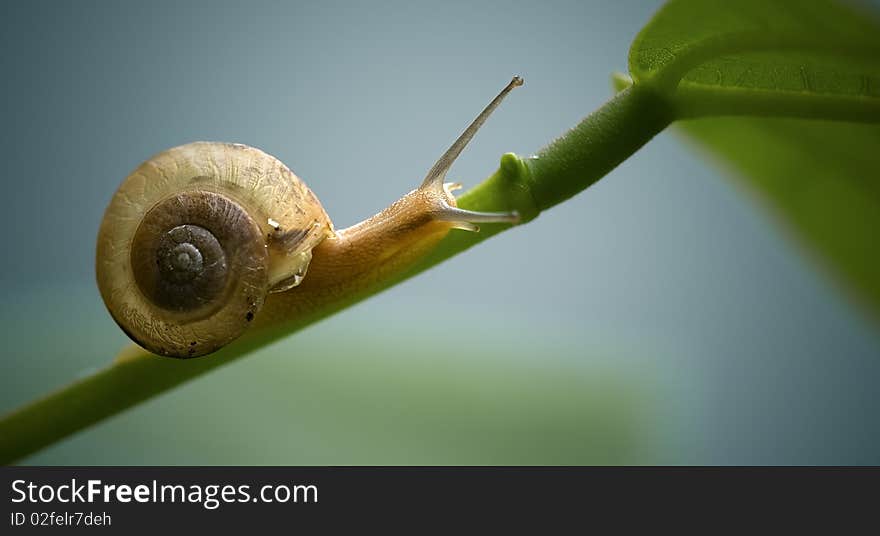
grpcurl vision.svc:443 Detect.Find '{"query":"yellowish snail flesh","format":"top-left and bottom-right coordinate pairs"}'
top-left (96, 77), bottom-right (523, 358)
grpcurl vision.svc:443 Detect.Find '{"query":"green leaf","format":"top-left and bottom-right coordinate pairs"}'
top-left (628, 0), bottom-right (880, 318)
top-left (678, 117), bottom-right (880, 319)
top-left (631, 0), bottom-right (880, 121)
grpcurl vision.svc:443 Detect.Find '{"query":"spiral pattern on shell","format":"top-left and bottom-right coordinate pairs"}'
top-left (96, 142), bottom-right (332, 357)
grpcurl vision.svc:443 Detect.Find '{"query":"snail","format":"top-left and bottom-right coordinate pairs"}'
top-left (96, 77), bottom-right (523, 358)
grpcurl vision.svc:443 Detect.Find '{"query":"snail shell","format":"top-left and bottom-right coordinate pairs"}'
top-left (96, 142), bottom-right (332, 358)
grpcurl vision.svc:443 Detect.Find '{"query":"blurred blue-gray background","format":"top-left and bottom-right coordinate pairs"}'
top-left (1, 0), bottom-right (878, 464)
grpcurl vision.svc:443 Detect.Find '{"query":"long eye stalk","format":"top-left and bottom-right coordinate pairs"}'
top-left (421, 76), bottom-right (524, 191)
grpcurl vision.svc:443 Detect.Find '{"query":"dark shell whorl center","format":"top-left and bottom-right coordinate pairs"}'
top-left (153, 224), bottom-right (227, 309)
top-left (130, 189), bottom-right (264, 320)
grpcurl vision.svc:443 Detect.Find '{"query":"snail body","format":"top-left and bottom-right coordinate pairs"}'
top-left (97, 77), bottom-right (523, 358)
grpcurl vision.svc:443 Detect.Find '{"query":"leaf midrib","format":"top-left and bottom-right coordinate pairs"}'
top-left (633, 30), bottom-right (880, 91)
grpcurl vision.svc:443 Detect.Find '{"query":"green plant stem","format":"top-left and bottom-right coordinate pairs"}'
top-left (0, 83), bottom-right (672, 464)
